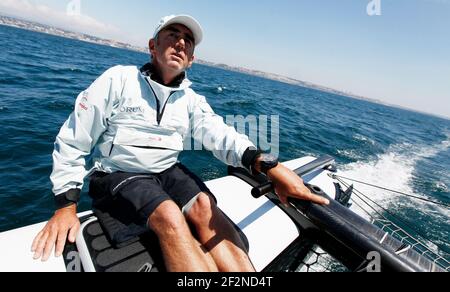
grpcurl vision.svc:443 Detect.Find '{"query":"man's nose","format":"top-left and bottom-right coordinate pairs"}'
top-left (175, 37), bottom-right (186, 50)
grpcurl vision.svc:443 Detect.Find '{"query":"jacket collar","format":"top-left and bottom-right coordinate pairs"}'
top-left (140, 63), bottom-right (189, 89)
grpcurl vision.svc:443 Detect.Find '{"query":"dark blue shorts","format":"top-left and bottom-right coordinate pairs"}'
top-left (89, 163), bottom-right (213, 224)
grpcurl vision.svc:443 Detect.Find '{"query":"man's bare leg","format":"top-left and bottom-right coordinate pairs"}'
top-left (186, 193), bottom-right (256, 272)
top-left (194, 238), bottom-right (218, 272)
top-left (148, 200), bottom-right (218, 272)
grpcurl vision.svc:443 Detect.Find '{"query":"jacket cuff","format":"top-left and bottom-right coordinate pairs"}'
top-left (242, 147), bottom-right (263, 170)
top-left (55, 189), bottom-right (80, 210)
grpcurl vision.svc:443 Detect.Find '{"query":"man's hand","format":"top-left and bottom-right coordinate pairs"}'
top-left (267, 164), bottom-right (330, 206)
top-left (31, 204), bottom-right (80, 262)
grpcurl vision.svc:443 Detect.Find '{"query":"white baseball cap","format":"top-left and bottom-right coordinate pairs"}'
top-left (153, 15), bottom-right (203, 46)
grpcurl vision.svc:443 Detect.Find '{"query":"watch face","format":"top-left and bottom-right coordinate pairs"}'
top-left (259, 154), bottom-right (279, 173)
top-left (260, 154), bottom-right (278, 163)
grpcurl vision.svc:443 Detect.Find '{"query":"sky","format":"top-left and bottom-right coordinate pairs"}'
top-left (0, 0), bottom-right (449, 118)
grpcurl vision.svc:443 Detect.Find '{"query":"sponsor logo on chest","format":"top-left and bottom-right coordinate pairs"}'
top-left (120, 106), bottom-right (145, 114)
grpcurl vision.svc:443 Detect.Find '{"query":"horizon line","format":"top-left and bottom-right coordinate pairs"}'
top-left (0, 14), bottom-right (449, 121)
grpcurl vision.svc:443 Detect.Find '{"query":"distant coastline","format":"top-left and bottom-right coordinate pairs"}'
top-left (0, 15), bottom-right (147, 53)
top-left (1, 15), bottom-right (448, 121)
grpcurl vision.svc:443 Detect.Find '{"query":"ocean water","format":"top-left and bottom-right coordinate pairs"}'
top-left (0, 25), bottom-right (449, 259)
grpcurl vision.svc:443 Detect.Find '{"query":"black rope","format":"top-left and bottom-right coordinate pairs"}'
top-left (332, 174), bottom-right (450, 208)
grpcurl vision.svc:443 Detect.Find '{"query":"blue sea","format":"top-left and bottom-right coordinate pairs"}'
top-left (0, 25), bottom-right (449, 260)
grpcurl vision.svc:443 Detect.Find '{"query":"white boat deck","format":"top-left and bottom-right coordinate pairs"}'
top-left (0, 157), bottom-right (336, 272)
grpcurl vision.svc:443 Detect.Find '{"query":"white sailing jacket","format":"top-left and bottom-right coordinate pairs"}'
top-left (51, 64), bottom-right (255, 199)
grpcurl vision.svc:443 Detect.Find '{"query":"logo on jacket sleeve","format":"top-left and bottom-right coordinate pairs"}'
top-left (79, 91), bottom-right (89, 111)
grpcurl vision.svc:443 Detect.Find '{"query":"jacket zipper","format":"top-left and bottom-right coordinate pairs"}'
top-left (146, 79), bottom-right (176, 126)
top-left (158, 91), bottom-right (176, 125)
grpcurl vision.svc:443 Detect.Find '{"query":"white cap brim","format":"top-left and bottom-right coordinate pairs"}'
top-left (154, 15), bottom-right (203, 46)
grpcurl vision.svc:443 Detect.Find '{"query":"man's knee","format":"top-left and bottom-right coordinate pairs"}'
top-left (148, 200), bottom-right (188, 235)
top-left (186, 193), bottom-right (217, 227)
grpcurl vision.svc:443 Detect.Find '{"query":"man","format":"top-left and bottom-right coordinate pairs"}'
top-left (31, 15), bottom-right (329, 272)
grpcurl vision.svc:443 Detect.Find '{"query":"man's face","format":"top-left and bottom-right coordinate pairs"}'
top-left (150, 24), bottom-right (196, 73)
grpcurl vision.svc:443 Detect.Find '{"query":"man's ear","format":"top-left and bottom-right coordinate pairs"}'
top-left (187, 55), bottom-right (195, 68)
top-left (149, 39), bottom-right (156, 58)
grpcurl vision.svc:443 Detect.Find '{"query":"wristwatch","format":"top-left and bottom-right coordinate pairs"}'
top-left (252, 153), bottom-right (279, 175)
